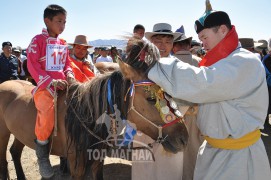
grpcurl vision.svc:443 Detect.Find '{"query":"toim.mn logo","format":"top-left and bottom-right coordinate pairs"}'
top-left (87, 104), bottom-right (154, 162)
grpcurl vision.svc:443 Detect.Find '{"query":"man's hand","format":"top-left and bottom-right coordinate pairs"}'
top-left (51, 79), bottom-right (68, 90)
top-left (83, 61), bottom-right (90, 66)
top-left (66, 73), bottom-right (76, 84)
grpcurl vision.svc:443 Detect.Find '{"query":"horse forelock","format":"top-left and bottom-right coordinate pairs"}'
top-left (65, 71), bottom-right (131, 167)
top-left (124, 38), bottom-right (160, 74)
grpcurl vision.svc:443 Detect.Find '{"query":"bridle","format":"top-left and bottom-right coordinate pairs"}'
top-left (70, 79), bottom-right (184, 150)
top-left (126, 80), bottom-right (184, 143)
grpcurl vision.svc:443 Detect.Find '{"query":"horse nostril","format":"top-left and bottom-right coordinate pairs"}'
top-left (180, 136), bottom-right (188, 146)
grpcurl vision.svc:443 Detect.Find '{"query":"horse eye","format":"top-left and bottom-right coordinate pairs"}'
top-left (146, 97), bottom-right (156, 105)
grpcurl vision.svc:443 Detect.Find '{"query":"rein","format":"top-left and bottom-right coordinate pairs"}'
top-left (49, 83), bottom-right (59, 154)
top-left (53, 83), bottom-right (58, 136)
top-left (127, 80), bottom-right (183, 143)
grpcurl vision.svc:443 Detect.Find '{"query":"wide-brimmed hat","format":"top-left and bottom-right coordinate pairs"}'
top-left (254, 39), bottom-right (268, 52)
top-left (174, 34), bottom-right (193, 45)
top-left (145, 23), bottom-right (182, 41)
top-left (174, 25), bottom-right (192, 44)
top-left (268, 38), bottom-right (271, 51)
top-left (68, 35), bottom-right (93, 48)
top-left (191, 40), bottom-right (201, 47)
top-left (12, 46), bottom-right (22, 53)
top-left (239, 38), bottom-right (263, 49)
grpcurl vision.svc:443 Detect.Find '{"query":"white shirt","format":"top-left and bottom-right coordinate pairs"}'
top-left (96, 56), bottom-right (113, 63)
top-left (20, 54), bottom-right (27, 76)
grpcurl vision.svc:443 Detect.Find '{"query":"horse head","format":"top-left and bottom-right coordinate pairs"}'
top-left (64, 38), bottom-right (189, 169)
top-left (118, 37), bottom-right (189, 154)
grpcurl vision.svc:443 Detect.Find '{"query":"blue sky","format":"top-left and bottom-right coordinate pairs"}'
top-left (1, 0), bottom-right (270, 48)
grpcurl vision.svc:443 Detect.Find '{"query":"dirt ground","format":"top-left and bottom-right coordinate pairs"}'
top-left (7, 135), bottom-right (131, 180)
top-left (6, 125), bottom-right (271, 180)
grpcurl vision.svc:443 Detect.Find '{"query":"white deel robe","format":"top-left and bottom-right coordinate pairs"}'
top-left (131, 106), bottom-right (202, 180)
top-left (148, 47), bottom-right (271, 180)
top-left (132, 133), bottom-right (184, 180)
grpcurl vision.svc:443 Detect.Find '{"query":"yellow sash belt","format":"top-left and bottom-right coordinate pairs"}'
top-left (204, 129), bottom-right (261, 150)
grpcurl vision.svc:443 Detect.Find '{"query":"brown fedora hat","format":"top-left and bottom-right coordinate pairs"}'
top-left (68, 35), bottom-right (93, 48)
top-left (239, 38), bottom-right (263, 49)
top-left (174, 34), bottom-right (192, 45)
top-left (255, 39), bottom-right (268, 51)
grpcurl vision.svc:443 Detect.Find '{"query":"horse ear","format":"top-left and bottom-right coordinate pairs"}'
top-left (118, 60), bottom-right (144, 82)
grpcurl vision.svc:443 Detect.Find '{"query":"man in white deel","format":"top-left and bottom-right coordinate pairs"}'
top-left (147, 0), bottom-right (271, 180)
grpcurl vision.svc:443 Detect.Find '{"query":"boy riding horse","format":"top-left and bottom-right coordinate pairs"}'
top-left (27, 4), bottom-right (75, 178)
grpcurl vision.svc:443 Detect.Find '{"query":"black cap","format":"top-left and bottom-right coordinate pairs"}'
top-left (2, 41), bottom-right (12, 48)
top-left (195, 11), bottom-right (231, 34)
top-left (194, 0), bottom-right (231, 34)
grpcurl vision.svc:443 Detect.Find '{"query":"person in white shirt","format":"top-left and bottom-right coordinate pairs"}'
top-left (95, 47), bottom-right (113, 63)
top-left (12, 46), bottom-right (27, 80)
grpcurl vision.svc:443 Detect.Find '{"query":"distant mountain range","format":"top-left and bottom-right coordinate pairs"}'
top-left (89, 39), bottom-right (128, 50)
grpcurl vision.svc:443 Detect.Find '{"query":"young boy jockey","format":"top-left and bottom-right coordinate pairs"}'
top-left (27, 4), bottom-right (75, 178)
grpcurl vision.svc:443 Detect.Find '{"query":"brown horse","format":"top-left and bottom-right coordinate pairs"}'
top-left (0, 38), bottom-right (188, 179)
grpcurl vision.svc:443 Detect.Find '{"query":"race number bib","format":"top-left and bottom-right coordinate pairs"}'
top-left (46, 44), bottom-right (67, 71)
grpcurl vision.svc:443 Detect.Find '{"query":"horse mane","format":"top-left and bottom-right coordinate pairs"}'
top-left (65, 71), bottom-right (131, 167)
top-left (64, 38), bottom-right (160, 168)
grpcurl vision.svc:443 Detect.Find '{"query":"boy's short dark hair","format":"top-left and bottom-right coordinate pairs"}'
top-left (44, 4), bottom-right (67, 20)
top-left (133, 24), bottom-right (145, 33)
